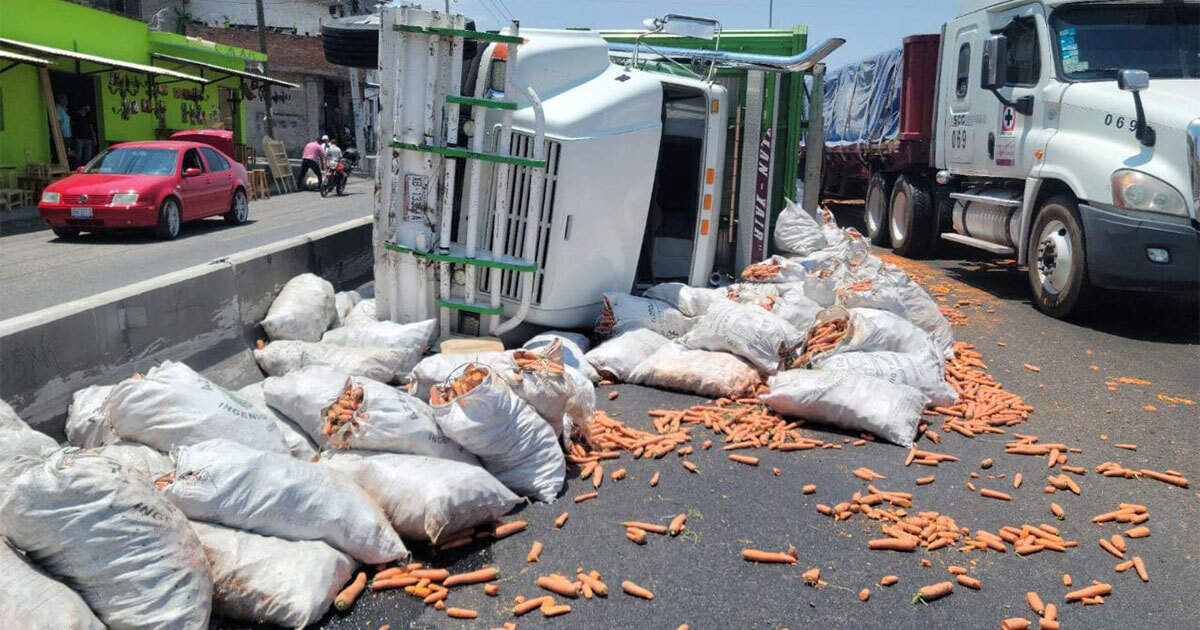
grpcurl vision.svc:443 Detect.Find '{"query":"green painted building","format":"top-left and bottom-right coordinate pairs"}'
top-left (0, 0), bottom-right (286, 172)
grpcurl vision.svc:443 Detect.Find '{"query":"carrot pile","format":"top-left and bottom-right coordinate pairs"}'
top-left (512, 349), bottom-right (564, 374)
top-left (1095, 461), bottom-right (1190, 488)
top-left (321, 382), bottom-right (365, 441)
top-left (928, 342), bottom-right (1035, 440)
top-left (740, 259), bottom-right (781, 281)
top-left (594, 297), bottom-right (618, 335)
top-left (792, 316), bottom-right (849, 368)
top-left (429, 364), bottom-right (488, 406)
top-left (359, 562), bottom-right (495, 619)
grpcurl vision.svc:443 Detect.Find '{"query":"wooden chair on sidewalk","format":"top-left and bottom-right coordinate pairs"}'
top-left (0, 167), bottom-right (32, 210)
top-left (249, 169), bottom-right (271, 201)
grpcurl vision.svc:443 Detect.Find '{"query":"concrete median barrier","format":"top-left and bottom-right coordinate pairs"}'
top-left (0, 217), bottom-right (372, 438)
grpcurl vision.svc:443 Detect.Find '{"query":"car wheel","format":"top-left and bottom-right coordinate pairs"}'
top-left (52, 227), bottom-right (80, 240)
top-left (155, 197), bottom-right (182, 240)
top-left (1027, 195), bottom-right (1091, 319)
top-left (224, 189), bottom-right (249, 225)
top-left (888, 174), bottom-right (938, 258)
top-left (864, 171), bottom-right (894, 246)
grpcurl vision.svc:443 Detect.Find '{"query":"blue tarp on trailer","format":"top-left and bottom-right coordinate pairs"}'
top-left (822, 46), bottom-right (902, 147)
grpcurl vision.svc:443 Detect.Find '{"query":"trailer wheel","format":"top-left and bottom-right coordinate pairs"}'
top-left (888, 174), bottom-right (937, 258)
top-left (1027, 196), bottom-right (1091, 319)
top-left (864, 171), bottom-right (894, 245)
top-left (322, 15), bottom-right (380, 69)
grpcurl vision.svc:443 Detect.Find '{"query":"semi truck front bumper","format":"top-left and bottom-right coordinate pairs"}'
top-left (1079, 202), bottom-right (1199, 291)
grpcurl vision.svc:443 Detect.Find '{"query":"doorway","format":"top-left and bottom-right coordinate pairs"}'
top-left (636, 83), bottom-right (708, 284)
top-left (48, 70), bottom-right (100, 169)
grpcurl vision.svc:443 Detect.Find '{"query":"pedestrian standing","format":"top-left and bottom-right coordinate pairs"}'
top-left (72, 104), bottom-right (97, 166)
top-left (55, 94), bottom-right (74, 167)
top-left (299, 136), bottom-right (326, 191)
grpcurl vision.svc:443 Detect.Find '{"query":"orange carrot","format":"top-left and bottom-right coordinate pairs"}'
top-left (802, 484), bottom-right (817, 494)
top-left (1132, 556), bottom-right (1148, 582)
top-left (881, 575), bottom-right (899, 586)
top-left (446, 607), bottom-right (477, 619)
top-left (802, 567), bottom-right (821, 585)
top-left (729, 454), bottom-right (760, 466)
top-left (947, 566), bottom-right (967, 575)
top-left (859, 588), bottom-right (870, 601)
top-left (914, 581), bottom-right (954, 603)
top-left (1125, 526), bottom-right (1150, 538)
top-left (1001, 618), bottom-right (1030, 630)
top-left (1023, 363), bottom-right (1041, 372)
top-left (577, 572), bottom-right (608, 597)
top-left (574, 492), bottom-right (598, 503)
top-left (1044, 602), bottom-right (1058, 621)
top-left (742, 549), bottom-right (797, 564)
top-left (956, 575), bottom-right (981, 590)
top-left (514, 596), bottom-right (552, 615)
top-left (626, 527), bottom-right (647, 545)
top-left (668, 513), bottom-right (687, 536)
top-left (444, 567), bottom-right (498, 587)
top-left (1098, 538), bottom-right (1124, 559)
top-left (526, 541), bottom-right (543, 563)
top-left (370, 576), bottom-right (419, 591)
top-left (542, 604), bottom-right (572, 617)
top-left (334, 572), bottom-right (368, 612)
top-left (649, 471), bottom-right (660, 486)
top-left (1113, 443), bottom-right (1137, 450)
top-left (592, 465), bottom-right (604, 489)
top-left (682, 460), bottom-right (699, 473)
top-left (868, 537), bottom-right (916, 552)
top-left (608, 391), bottom-right (619, 400)
top-left (484, 583), bottom-right (500, 596)
top-left (423, 589), bottom-right (448, 605)
top-left (537, 576), bottom-right (580, 598)
top-left (620, 521), bottom-right (668, 534)
top-left (1026, 591), bottom-right (1044, 615)
top-left (980, 488), bottom-right (1012, 501)
top-left (409, 569), bottom-right (450, 582)
top-left (1050, 502), bottom-right (1065, 519)
top-left (1065, 582), bottom-right (1111, 601)
top-left (493, 521), bottom-right (528, 539)
top-left (1062, 573), bottom-right (1072, 586)
top-left (611, 468), bottom-right (627, 481)
top-left (1110, 534), bottom-right (1126, 553)
top-left (1115, 560), bottom-right (1134, 573)
top-left (555, 511), bottom-right (569, 528)
top-left (916, 476), bottom-right (935, 486)
top-left (1040, 620), bottom-right (1060, 630)
top-left (621, 580), bottom-right (654, 600)
top-left (1013, 472), bottom-right (1023, 489)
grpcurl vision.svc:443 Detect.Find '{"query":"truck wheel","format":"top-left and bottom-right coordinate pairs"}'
top-left (864, 171), bottom-right (894, 246)
top-left (888, 174), bottom-right (937, 258)
top-left (322, 15), bottom-right (380, 69)
top-left (1027, 196), bottom-right (1091, 318)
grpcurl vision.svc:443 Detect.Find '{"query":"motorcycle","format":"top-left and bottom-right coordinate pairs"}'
top-left (319, 148), bottom-right (360, 197)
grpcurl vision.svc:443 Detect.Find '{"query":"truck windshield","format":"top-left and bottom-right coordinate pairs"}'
top-left (1050, 3), bottom-right (1199, 80)
top-left (84, 148), bottom-right (178, 175)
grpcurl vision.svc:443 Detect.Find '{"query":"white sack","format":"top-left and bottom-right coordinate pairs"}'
top-left (562, 366), bottom-right (596, 444)
top-left (585, 329), bottom-right (669, 382)
top-left (255, 339), bottom-right (408, 382)
top-left (95, 441), bottom-right (173, 482)
top-left (837, 307), bottom-right (938, 356)
top-left (494, 341), bottom-right (573, 439)
top-left (408, 350), bottom-right (508, 400)
top-left (321, 319), bottom-right (437, 367)
top-left (260, 273), bottom-right (336, 342)
top-left (105, 360), bottom-right (290, 455)
top-left (682, 302), bottom-right (800, 374)
top-left (261, 366), bottom-right (347, 443)
top-left (0, 538), bottom-right (105, 630)
top-left (524, 331), bottom-right (599, 382)
top-left (740, 255), bottom-right (809, 284)
top-left (0, 427), bottom-right (58, 461)
top-left (162, 439), bottom-right (408, 564)
top-left (643, 283), bottom-right (728, 318)
top-left (597, 292), bottom-right (692, 339)
top-left (761, 369), bottom-right (929, 446)
top-left (0, 450), bottom-right (212, 629)
top-left (0, 400), bottom-right (24, 431)
top-left (65, 385), bottom-right (118, 448)
top-left (431, 370), bottom-right (565, 502)
top-left (767, 290), bottom-right (823, 332)
top-left (839, 264), bottom-right (955, 358)
top-left (322, 451), bottom-right (521, 543)
top-left (191, 522), bottom-right (354, 629)
top-left (343, 298), bottom-right (379, 327)
top-left (773, 197), bottom-right (828, 256)
top-left (629, 342), bottom-right (761, 399)
top-left (813, 349), bottom-right (957, 407)
top-left (330, 290), bottom-right (363, 328)
top-left (237, 382), bottom-right (318, 459)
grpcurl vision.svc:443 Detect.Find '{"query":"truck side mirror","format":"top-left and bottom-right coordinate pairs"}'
top-left (981, 35), bottom-right (1007, 91)
top-left (644, 14), bottom-right (720, 40)
top-left (1118, 69), bottom-right (1155, 146)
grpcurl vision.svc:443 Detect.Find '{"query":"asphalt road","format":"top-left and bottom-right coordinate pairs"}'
top-left (216, 205), bottom-right (1195, 630)
top-left (0, 178), bottom-right (373, 320)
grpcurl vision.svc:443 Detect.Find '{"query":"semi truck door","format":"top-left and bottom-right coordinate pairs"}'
top-left (946, 26), bottom-right (978, 169)
top-left (984, 5), bottom-right (1050, 177)
top-left (688, 81), bottom-right (727, 287)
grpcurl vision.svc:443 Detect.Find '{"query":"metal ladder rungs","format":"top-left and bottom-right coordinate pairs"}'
top-left (437, 296), bottom-right (505, 316)
top-left (446, 94), bottom-right (517, 110)
top-left (390, 141), bottom-right (547, 169)
top-left (382, 241), bottom-right (536, 272)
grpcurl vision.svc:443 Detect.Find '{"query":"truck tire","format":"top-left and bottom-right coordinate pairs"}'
top-left (864, 171), bottom-right (894, 245)
top-left (888, 174), bottom-right (937, 258)
top-left (1027, 195), bottom-right (1091, 319)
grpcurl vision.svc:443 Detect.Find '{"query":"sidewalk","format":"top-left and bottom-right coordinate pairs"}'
top-left (0, 205), bottom-right (44, 236)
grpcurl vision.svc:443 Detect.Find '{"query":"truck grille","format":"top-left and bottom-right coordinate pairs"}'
top-left (477, 131), bottom-right (561, 305)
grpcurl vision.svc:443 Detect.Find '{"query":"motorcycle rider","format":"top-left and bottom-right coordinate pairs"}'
top-left (321, 137), bottom-right (347, 195)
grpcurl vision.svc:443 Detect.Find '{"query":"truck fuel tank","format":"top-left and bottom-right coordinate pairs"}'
top-left (950, 189), bottom-right (1023, 249)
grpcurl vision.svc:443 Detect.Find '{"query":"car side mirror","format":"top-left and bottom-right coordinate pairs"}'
top-left (1117, 69), bottom-right (1155, 146)
top-left (183, 167), bottom-right (202, 178)
top-left (76, 166), bottom-right (85, 173)
top-left (981, 34), bottom-right (1007, 91)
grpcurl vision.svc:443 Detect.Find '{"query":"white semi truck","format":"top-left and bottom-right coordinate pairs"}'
top-left (367, 7), bottom-right (842, 339)
top-left (815, 0), bottom-right (1198, 317)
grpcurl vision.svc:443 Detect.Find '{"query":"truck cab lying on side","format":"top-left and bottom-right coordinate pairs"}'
top-left (821, 0), bottom-right (1198, 318)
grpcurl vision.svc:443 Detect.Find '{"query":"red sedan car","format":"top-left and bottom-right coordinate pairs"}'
top-left (38, 140), bottom-right (250, 240)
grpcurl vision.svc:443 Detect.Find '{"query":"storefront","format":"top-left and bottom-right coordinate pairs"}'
top-left (0, 0), bottom-right (294, 179)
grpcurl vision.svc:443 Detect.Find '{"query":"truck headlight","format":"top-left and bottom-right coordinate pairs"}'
top-left (41, 191), bottom-right (59, 204)
top-left (111, 193), bottom-right (139, 205)
top-left (1111, 170), bottom-right (1187, 217)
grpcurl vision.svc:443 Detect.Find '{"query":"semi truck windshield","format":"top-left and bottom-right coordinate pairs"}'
top-left (1051, 3), bottom-right (1200, 80)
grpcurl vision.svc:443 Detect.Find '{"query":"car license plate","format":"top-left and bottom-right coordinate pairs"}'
top-left (70, 207), bottom-right (92, 219)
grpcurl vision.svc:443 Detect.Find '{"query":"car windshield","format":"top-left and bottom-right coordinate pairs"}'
top-left (1051, 3), bottom-right (1200, 80)
top-left (84, 148), bottom-right (178, 175)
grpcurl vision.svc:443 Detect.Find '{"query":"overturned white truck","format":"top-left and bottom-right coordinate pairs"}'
top-left (370, 8), bottom-right (843, 339)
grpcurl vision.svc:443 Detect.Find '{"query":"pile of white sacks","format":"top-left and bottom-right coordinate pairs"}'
top-left (0, 199), bottom-right (957, 628)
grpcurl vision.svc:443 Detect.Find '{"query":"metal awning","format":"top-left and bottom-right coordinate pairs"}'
top-left (150, 52), bottom-right (299, 89)
top-left (0, 48), bottom-right (52, 73)
top-left (0, 37), bottom-right (204, 83)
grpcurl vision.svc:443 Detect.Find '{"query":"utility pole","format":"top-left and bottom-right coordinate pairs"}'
top-left (255, 0), bottom-right (275, 138)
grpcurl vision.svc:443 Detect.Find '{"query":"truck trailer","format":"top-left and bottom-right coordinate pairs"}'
top-left (810, 0), bottom-right (1198, 318)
